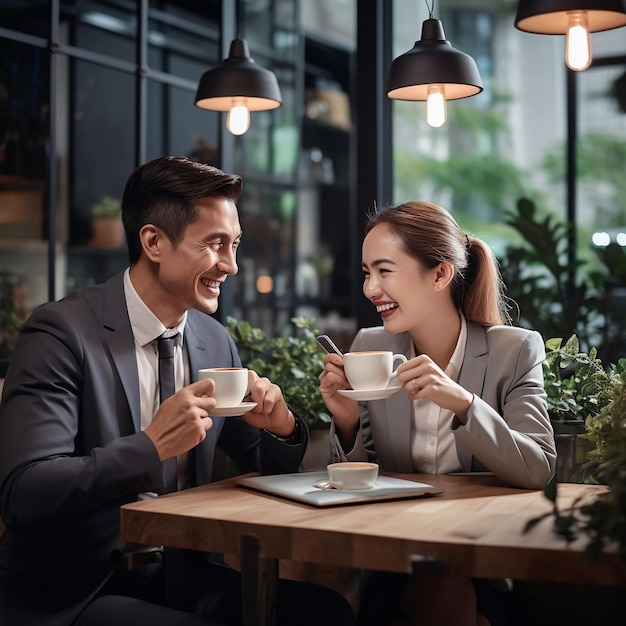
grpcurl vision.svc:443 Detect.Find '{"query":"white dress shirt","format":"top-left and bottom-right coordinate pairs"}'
top-left (123, 269), bottom-right (189, 488)
top-left (410, 314), bottom-right (467, 474)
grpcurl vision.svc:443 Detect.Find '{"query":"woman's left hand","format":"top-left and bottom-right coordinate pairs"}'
top-left (395, 355), bottom-right (474, 423)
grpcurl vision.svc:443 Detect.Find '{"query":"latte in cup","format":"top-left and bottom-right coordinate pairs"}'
top-left (326, 462), bottom-right (379, 490)
top-left (343, 351), bottom-right (407, 390)
top-left (198, 367), bottom-right (249, 407)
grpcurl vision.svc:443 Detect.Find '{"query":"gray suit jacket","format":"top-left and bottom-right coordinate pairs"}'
top-left (330, 322), bottom-right (556, 490)
top-left (0, 272), bottom-right (307, 626)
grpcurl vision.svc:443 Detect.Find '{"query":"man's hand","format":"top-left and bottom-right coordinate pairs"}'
top-left (240, 370), bottom-right (296, 438)
top-left (144, 378), bottom-right (216, 460)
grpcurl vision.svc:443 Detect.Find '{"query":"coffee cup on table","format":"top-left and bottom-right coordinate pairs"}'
top-left (198, 367), bottom-right (249, 407)
top-left (343, 351), bottom-right (407, 390)
top-left (326, 462), bottom-right (379, 490)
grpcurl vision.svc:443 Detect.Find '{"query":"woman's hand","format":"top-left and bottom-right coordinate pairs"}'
top-left (319, 353), bottom-right (360, 447)
top-left (396, 355), bottom-right (473, 423)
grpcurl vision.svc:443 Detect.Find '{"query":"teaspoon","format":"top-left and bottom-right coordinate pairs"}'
top-left (316, 334), bottom-right (343, 356)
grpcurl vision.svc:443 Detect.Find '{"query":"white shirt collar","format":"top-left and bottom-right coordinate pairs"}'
top-left (123, 268), bottom-right (187, 346)
top-left (446, 312), bottom-right (467, 382)
top-left (408, 311), bottom-right (467, 379)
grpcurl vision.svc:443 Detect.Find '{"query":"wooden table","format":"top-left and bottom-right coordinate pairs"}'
top-left (120, 473), bottom-right (625, 625)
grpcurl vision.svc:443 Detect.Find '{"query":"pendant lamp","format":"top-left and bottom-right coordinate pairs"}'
top-left (194, 0), bottom-right (282, 136)
top-left (515, 1), bottom-right (626, 71)
top-left (386, 3), bottom-right (483, 128)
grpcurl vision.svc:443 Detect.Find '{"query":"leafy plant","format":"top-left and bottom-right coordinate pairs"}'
top-left (226, 316), bottom-right (331, 428)
top-left (526, 379), bottom-right (626, 563)
top-left (526, 339), bottom-right (626, 563)
top-left (502, 197), bottom-right (626, 366)
top-left (543, 335), bottom-right (623, 424)
top-left (500, 197), bottom-right (601, 347)
top-left (91, 195), bottom-right (121, 219)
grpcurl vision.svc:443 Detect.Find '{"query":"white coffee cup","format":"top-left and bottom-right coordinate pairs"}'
top-left (198, 367), bottom-right (249, 407)
top-left (343, 351), bottom-right (408, 390)
top-left (326, 462), bottom-right (379, 490)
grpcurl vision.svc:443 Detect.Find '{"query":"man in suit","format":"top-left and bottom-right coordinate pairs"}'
top-left (0, 156), bottom-right (355, 626)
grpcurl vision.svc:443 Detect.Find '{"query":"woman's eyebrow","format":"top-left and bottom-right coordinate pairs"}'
top-left (363, 258), bottom-right (397, 269)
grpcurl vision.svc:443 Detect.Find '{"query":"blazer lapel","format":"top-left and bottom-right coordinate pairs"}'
top-left (102, 273), bottom-right (142, 432)
top-left (456, 322), bottom-right (489, 470)
top-left (379, 332), bottom-right (415, 472)
top-left (184, 314), bottom-right (222, 485)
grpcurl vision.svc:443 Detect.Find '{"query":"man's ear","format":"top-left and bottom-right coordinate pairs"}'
top-left (433, 261), bottom-right (455, 291)
top-left (139, 224), bottom-right (163, 263)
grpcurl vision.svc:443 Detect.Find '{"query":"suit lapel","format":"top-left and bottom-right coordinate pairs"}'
top-left (102, 273), bottom-right (142, 432)
top-left (379, 332), bottom-right (415, 471)
top-left (456, 322), bottom-right (489, 470)
top-left (184, 313), bottom-right (224, 485)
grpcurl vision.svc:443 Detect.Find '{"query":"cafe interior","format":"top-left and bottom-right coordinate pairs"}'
top-left (1, 0), bottom-right (625, 364)
top-left (1, 0), bottom-right (626, 623)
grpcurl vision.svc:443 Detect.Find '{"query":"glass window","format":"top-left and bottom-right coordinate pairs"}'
top-left (0, 38), bottom-right (50, 361)
top-left (392, 3), bottom-right (577, 254)
top-left (148, 4), bottom-right (220, 76)
top-left (60, 0), bottom-right (137, 62)
top-left (69, 58), bottom-right (134, 247)
top-left (0, 0), bottom-right (49, 38)
top-left (234, 187), bottom-right (297, 331)
top-left (146, 78), bottom-right (220, 164)
top-left (575, 62), bottom-right (626, 263)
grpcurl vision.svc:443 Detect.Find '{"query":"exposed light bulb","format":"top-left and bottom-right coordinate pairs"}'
top-left (226, 99), bottom-right (250, 135)
top-left (426, 85), bottom-right (447, 128)
top-left (565, 11), bottom-right (591, 71)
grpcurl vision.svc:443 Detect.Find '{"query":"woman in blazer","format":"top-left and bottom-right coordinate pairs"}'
top-left (319, 201), bottom-right (556, 626)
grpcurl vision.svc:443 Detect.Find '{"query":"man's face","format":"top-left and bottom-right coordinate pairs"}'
top-left (155, 197), bottom-right (241, 319)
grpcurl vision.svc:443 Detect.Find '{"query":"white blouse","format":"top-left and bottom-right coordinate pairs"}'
top-left (410, 314), bottom-right (467, 474)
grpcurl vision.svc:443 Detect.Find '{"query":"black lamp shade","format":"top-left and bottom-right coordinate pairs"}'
top-left (195, 39), bottom-right (282, 112)
top-left (515, 0), bottom-right (626, 34)
top-left (386, 19), bottom-right (483, 101)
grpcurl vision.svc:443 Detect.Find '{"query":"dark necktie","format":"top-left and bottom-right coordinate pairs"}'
top-left (158, 334), bottom-right (178, 404)
top-left (157, 334), bottom-right (178, 493)
top-left (157, 333), bottom-right (186, 607)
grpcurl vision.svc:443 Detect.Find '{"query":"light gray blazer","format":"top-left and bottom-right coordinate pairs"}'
top-left (330, 322), bottom-right (556, 489)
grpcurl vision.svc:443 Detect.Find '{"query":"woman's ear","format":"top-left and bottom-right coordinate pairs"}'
top-left (433, 262), bottom-right (455, 291)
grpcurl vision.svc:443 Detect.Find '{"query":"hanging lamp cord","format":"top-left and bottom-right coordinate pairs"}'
top-left (424, 0), bottom-right (435, 19)
top-left (236, 0), bottom-right (243, 39)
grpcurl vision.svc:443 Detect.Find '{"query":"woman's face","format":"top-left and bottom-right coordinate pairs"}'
top-left (361, 222), bottom-right (442, 335)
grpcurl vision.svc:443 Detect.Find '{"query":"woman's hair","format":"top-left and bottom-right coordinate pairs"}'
top-left (122, 156), bottom-right (243, 265)
top-left (365, 201), bottom-right (510, 326)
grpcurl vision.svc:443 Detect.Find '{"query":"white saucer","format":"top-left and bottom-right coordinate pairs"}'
top-left (210, 402), bottom-right (257, 417)
top-left (337, 385), bottom-right (402, 401)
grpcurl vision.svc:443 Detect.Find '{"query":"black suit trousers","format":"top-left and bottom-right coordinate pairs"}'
top-left (73, 560), bottom-right (355, 626)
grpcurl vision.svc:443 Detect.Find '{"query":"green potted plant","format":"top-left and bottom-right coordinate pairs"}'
top-left (89, 195), bottom-right (124, 248)
top-left (226, 316), bottom-right (331, 429)
top-left (526, 367), bottom-right (626, 564)
top-left (543, 335), bottom-right (622, 424)
top-left (542, 334), bottom-right (625, 481)
top-left (226, 316), bottom-right (331, 469)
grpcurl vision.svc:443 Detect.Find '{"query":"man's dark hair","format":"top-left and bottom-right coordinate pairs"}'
top-left (122, 156), bottom-right (243, 264)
